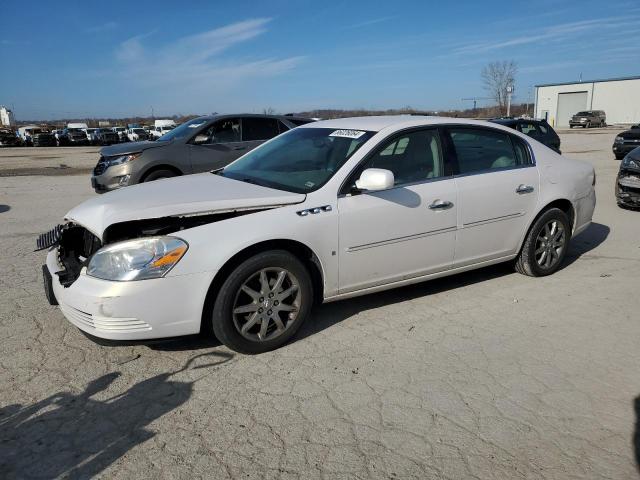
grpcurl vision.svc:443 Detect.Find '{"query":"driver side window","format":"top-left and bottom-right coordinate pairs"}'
top-left (198, 119), bottom-right (241, 144)
top-left (360, 129), bottom-right (445, 186)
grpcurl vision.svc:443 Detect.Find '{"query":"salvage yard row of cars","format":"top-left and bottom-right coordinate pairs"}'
top-left (38, 115), bottom-right (599, 354)
top-left (0, 119), bottom-right (180, 147)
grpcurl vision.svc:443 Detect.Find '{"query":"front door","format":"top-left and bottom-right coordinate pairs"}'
top-left (338, 128), bottom-right (457, 293)
top-left (188, 117), bottom-right (245, 173)
top-left (445, 126), bottom-right (540, 267)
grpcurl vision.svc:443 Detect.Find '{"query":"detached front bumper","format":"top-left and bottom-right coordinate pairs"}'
top-left (45, 249), bottom-right (213, 340)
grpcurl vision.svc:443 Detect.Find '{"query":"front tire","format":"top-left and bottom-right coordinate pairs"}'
top-left (515, 208), bottom-right (571, 277)
top-left (211, 250), bottom-right (313, 354)
top-left (142, 169), bottom-right (177, 182)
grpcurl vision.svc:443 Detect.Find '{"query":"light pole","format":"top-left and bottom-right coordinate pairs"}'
top-left (506, 85), bottom-right (514, 117)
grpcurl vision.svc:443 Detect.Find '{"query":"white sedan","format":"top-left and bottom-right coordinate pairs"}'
top-left (39, 116), bottom-right (596, 353)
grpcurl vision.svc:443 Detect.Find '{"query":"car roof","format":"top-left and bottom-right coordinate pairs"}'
top-left (298, 115), bottom-right (523, 133)
top-left (196, 113), bottom-right (315, 122)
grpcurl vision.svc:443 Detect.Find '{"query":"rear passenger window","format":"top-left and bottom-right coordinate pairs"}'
top-left (519, 123), bottom-right (538, 135)
top-left (449, 128), bottom-right (522, 174)
top-left (538, 123), bottom-right (548, 134)
top-left (242, 118), bottom-right (280, 141)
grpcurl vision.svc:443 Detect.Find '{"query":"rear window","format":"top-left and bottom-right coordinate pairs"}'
top-left (287, 119), bottom-right (315, 126)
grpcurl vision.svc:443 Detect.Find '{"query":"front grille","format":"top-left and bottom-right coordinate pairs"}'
top-left (36, 224), bottom-right (67, 251)
top-left (93, 156), bottom-right (107, 175)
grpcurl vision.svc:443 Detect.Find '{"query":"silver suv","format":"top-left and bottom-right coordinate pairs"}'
top-left (91, 114), bottom-right (314, 193)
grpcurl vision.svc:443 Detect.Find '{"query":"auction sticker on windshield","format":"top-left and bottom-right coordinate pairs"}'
top-left (329, 129), bottom-right (366, 139)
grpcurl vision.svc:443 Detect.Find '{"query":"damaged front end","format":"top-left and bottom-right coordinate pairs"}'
top-left (37, 207), bottom-right (268, 289)
top-left (616, 154), bottom-right (640, 208)
top-left (37, 223), bottom-right (102, 287)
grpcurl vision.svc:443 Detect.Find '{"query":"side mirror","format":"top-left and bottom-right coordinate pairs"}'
top-left (193, 134), bottom-right (209, 145)
top-left (355, 168), bottom-right (394, 191)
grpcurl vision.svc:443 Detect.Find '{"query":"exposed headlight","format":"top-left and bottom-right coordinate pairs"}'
top-left (622, 156), bottom-right (640, 169)
top-left (105, 152), bottom-right (141, 167)
top-left (87, 237), bottom-right (188, 281)
top-left (614, 136), bottom-right (624, 143)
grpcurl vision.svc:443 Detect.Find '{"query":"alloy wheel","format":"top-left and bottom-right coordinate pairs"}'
top-left (535, 220), bottom-right (566, 269)
top-left (232, 268), bottom-right (301, 342)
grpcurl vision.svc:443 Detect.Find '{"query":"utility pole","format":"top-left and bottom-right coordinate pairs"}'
top-left (506, 85), bottom-right (514, 117)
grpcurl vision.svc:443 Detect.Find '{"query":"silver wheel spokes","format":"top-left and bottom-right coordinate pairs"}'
top-left (232, 268), bottom-right (300, 342)
top-left (535, 220), bottom-right (565, 268)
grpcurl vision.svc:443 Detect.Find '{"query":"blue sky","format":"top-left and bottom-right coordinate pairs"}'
top-left (1, 0), bottom-right (639, 120)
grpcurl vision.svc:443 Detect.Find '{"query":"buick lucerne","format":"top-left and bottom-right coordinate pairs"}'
top-left (39, 116), bottom-right (596, 353)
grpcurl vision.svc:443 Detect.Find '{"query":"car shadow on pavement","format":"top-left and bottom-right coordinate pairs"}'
top-left (0, 351), bottom-right (233, 479)
top-left (298, 262), bottom-right (514, 342)
top-left (563, 222), bottom-right (610, 268)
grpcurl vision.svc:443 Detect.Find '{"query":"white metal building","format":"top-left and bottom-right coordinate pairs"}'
top-left (534, 75), bottom-right (640, 127)
top-left (0, 106), bottom-right (16, 127)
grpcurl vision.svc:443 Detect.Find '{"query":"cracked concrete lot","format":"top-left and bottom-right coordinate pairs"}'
top-left (1, 129), bottom-right (640, 479)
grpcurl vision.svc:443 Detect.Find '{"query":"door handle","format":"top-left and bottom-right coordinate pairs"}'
top-left (428, 200), bottom-right (453, 210)
top-left (516, 184), bottom-right (534, 194)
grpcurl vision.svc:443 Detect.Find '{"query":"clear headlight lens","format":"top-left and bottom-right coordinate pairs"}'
top-left (105, 152), bottom-right (141, 167)
top-left (87, 237), bottom-right (188, 281)
top-left (614, 136), bottom-right (624, 143)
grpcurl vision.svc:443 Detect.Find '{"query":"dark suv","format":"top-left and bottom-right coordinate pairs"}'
top-left (91, 114), bottom-right (315, 193)
top-left (489, 118), bottom-right (561, 153)
top-left (569, 110), bottom-right (606, 128)
top-left (612, 124), bottom-right (640, 160)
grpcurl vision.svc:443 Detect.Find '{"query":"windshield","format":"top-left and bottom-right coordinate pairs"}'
top-left (158, 118), bottom-right (204, 141)
top-left (576, 111), bottom-right (590, 116)
top-left (220, 127), bottom-right (375, 193)
top-left (133, 128), bottom-right (145, 134)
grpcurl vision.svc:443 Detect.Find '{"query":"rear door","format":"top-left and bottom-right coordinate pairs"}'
top-left (445, 126), bottom-right (539, 267)
top-left (188, 117), bottom-right (244, 173)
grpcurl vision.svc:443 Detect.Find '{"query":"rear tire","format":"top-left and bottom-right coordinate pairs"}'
top-left (515, 208), bottom-right (571, 277)
top-left (211, 250), bottom-right (313, 354)
top-left (142, 169), bottom-right (177, 182)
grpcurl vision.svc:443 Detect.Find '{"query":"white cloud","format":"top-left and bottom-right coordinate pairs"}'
top-left (114, 18), bottom-right (303, 88)
top-left (452, 16), bottom-right (640, 55)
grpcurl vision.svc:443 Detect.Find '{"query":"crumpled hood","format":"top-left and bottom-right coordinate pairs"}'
top-left (65, 173), bottom-right (306, 238)
top-left (100, 140), bottom-right (170, 156)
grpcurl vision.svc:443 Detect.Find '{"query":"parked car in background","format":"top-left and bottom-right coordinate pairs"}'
top-left (126, 127), bottom-right (149, 142)
top-left (616, 147), bottom-right (640, 208)
top-left (57, 128), bottom-right (90, 146)
top-left (40, 116), bottom-right (596, 353)
top-left (91, 114), bottom-right (314, 193)
top-left (84, 128), bottom-right (97, 143)
top-left (92, 128), bottom-right (120, 146)
top-left (18, 126), bottom-right (56, 147)
top-left (112, 126), bottom-right (128, 142)
top-left (569, 110), bottom-right (606, 128)
top-left (489, 118), bottom-right (561, 153)
top-left (0, 128), bottom-right (22, 147)
top-left (612, 124), bottom-right (640, 160)
top-left (150, 120), bottom-right (177, 139)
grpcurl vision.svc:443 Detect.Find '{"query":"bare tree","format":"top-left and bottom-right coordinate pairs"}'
top-left (481, 61), bottom-right (517, 115)
top-left (262, 107), bottom-right (276, 115)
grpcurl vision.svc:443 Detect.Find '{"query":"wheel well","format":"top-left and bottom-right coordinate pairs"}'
top-left (200, 240), bottom-right (324, 334)
top-left (141, 164), bottom-right (183, 181)
top-left (541, 199), bottom-right (575, 230)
